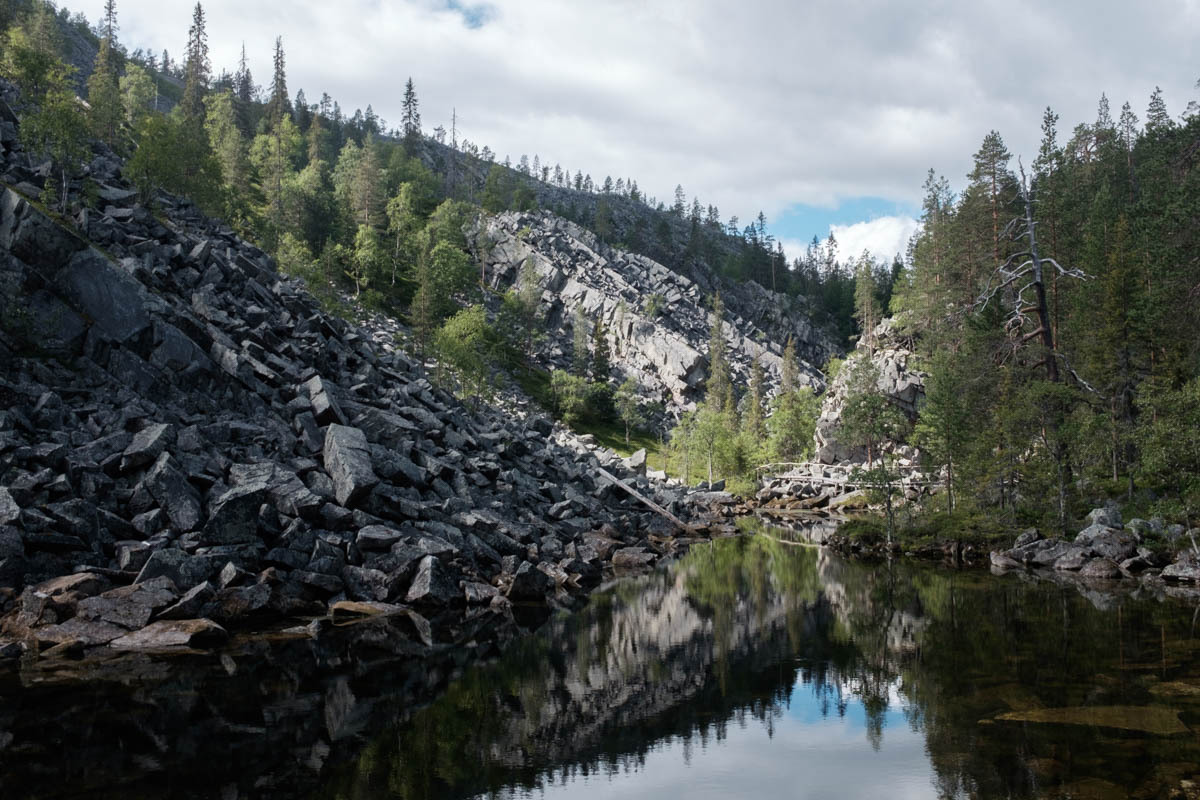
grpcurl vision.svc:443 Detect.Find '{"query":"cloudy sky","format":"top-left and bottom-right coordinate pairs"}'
top-left (75, 0), bottom-right (1199, 263)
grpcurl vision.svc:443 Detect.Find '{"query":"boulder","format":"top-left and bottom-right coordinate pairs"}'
top-left (404, 555), bottom-right (459, 606)
top-left (1013, 528), bottom-right (1041, 548)
top-left (1075, 525), bottom-right (1137, 562)
top-left (75, 577), bottom-right (179, 630)
top-left (141, 453), bottom-right (202, 532)
top-left (135, 548), bottom-right (219, 589)
top-left (54, 247), bottom-right (151, 344)
top-left (1162, 552), bottom-right (1200, 583)
top-left (156, 581), bottom-right (216, 620)
top-left (1052, 546), bottom-right (1091, 571)
top-left (612, 547), bottom-right (657, 568)
top-left (1084, 505), bottom-right (1122, 529)
top-left (0, 488), bottom-right (19, 526)
top-left (507, 560), bottom-right (553, 601)
top-left (329, 600), bottom-right (407, 621)
top-left (120, 423), bottom-right (173, 472)
top-left (203, 482), bottom-right (268, 544)
top-left (1079, 558), bottom-right (1122, 580)
top-left (109, 619), bottom-right (228, 650)
top-left (323, 425), bottom-right (379, 507)
top-left (623, 448), bottom-right (647, 475)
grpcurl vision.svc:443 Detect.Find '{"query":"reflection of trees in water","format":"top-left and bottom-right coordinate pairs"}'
top-left (325, 527), bottom-right (1200, 800)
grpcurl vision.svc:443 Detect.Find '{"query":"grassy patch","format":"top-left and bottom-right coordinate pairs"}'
top-left (844, 509), bottom-right (1016, 550)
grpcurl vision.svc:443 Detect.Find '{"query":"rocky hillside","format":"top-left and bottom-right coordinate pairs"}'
top-left (0, 82), bottom-right (719, 659)
top-left (813, 317), bottom-right (925, 464)
top-left (473, 210), bottom-right (834, 412)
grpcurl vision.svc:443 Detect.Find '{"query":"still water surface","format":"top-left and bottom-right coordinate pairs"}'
top-left (3, 521), bottom-right (1200, 799)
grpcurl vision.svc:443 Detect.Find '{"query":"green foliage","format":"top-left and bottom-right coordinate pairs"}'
top-left (615, 377), bottom-right (644, 444)
top-left (86, 37), bottom-right (122, 147)
top-left (434, 305), bottom-right (495, 405)
top-left (549, 369), bottom-right (613, 428)
top-left (125, 112), bottom-right (223, 213)
top-left (1134, 377), bottom-right (1200, 518)
top-left (119, 63), bottom-right (156, 125)
top-left (704, 294), bottom-right (734, 413)
top-left (20, 79), bottom-right (89, 214)
top-left (767, 386), bottom-right (819, 462)
top-left (1, 20), bottom-right (63, 102)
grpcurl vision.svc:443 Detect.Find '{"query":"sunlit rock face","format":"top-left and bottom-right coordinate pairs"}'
top-left (813, 317), bottom-right (926, 464)
top-left (472, 211), bottom-right (835, 414)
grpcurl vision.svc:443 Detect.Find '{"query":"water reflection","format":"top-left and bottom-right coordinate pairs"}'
top-left (3, 521), bottom-right (1200, 799)
top-left (327, 521), bottom-right (1200, 800)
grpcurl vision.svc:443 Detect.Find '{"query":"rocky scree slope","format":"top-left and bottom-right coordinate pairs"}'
top-left (0, 91), bottom-right (707, 659)
top-left (472, 210), bottom-right (834, 412)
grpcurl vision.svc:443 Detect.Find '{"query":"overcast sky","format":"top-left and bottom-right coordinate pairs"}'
top-left (75, 0), bottom-right (1199, 263)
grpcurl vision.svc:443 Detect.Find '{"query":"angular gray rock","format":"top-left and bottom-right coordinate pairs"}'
top-left (404, 555), bottom-right (459, 606)
top-left (0, 488), bottom-right (19, 526)
top-left (141, 453), bottom-right (202, 532)
top-left (109, 619), bottom-right (228, 650)
top-left (203, 483), bottom-right (268, 544)
top-left (323, 425), bottom-right (379, 507)
top-left (120, 423), bottom-right (173, 472)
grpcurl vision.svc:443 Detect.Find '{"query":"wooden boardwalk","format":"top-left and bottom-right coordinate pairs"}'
top-left (756, 461), bottom-right (941, 496)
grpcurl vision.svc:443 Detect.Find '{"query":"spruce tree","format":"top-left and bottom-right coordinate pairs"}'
top-left (853, 252), bottom-right (881, 353)
top-left (233, 43), bottom-right (255, 134)
top-left (265, 36), bottom-right (291, 130)
top-left (591, 317), bottom-right (611, 380)
top-left (180, 3), bottom-right (209, 123)
top-left (571, 305), bottom-right (590, 377)
top-left (704, 294), bottom-right (734, 413)
top-left (87, 17), bottom-right (122, 146)
top-left (401, 77), bottom-right (420, 147)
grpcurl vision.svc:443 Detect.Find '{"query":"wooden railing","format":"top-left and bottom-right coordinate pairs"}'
top-left (756, 461), bottom-right (942, 489)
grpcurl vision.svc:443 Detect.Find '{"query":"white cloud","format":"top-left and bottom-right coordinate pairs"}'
top-left (830, 217), bottom-right (921, 265)
top-left (71, 0), bottom-right (1200, 231)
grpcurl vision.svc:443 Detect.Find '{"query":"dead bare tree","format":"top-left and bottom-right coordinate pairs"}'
top-left (976, 160), bottom-right (1092, 530)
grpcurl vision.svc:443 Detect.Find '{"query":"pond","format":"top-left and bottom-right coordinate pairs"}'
top-left (3, 519), bottom-right (1200, 799)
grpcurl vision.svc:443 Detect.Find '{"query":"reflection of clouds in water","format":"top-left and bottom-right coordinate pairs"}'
top-left (487, 674), bottom-right (934, 800)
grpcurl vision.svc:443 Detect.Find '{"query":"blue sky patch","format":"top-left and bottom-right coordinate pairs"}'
top-left (772, 196), bottom-right (919, 246)
top-left (444, 0), bottom-right (493, 29)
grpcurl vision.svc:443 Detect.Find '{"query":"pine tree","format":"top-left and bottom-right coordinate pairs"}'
top-left (968, 130), bottom-right (1013, 268)
top-left (180, 3), bottom-right (210, 123)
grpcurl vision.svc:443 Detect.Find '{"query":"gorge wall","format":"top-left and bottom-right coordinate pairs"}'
top-left (472, 210), bottom-right (836, 413)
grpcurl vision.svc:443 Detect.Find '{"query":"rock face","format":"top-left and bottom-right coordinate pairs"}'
top-left (0, 76), bottom-right (715, 654)
top-left (471, 211), bottom-right (836, 415)
top-left (813, 318), bottom-right (925, 464)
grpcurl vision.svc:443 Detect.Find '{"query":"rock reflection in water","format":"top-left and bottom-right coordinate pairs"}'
top-left (328, 523), bottom-right (1200, 800)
